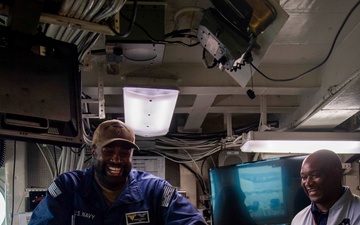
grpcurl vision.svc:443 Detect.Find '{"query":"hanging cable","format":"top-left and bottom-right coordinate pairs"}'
top-left (250, 0), bottom-right (360, 82)
top-left (118, 10), bottom-right (200, 47)
top-left (180, 162), bottom-right (208, 195)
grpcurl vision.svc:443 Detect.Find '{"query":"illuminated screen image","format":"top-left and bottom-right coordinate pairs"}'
top-left (209, 155), bottom-right (310, 225)
top-left (240, 165), bottom-right (285, 219)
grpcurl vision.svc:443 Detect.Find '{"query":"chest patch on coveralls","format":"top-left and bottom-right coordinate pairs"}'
top-left (126, 211), bottom-right (150, 224)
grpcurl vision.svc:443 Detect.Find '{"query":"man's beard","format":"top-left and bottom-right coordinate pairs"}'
top-left (93, 160), bottom-right (131, 189)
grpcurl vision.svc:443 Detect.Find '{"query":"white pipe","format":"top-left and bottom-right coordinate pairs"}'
top-left (65, 147), bottom-right (71, 172)
top-left (76, 149), bottom-right (86, 170)
top-left (54, 26), bottom-right (66, 40)
top-left (85, 0), bottom-right (107, 21)
top-left (60, 28), bottom-right (74, 42)
top-left (93, 0), bottom-right (123, 22)
top-left (36, 144), bottom-right (55, 180)
top-left (73, 0), bottom-right (88, 19)
top-left (70, 150), bottom-right (76, 171)
top-left (45, 24), bottom-right (60, 39)
top-left (67, 0), bottom-right (83, 18)
top-left (58, 0), bottom-right (75, 16)
top-left (60, 149), bottom-right (67, 174)
top-left (80, 0), bottom-right (96, 20)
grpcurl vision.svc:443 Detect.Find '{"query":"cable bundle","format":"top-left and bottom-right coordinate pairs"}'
top-left (0, 139), bottom-right (5, 167)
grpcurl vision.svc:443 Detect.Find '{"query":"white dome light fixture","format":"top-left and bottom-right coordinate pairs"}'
top-left (123, 87), bottom-right (179, 137)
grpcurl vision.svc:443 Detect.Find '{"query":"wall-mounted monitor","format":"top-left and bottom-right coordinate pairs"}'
top-left (0, 26), bottom-right (83, 147)
top-left (209, 155), bottom-right (310, 225)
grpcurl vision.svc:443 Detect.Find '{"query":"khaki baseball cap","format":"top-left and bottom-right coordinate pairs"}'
top-left (92, 119), bottom-right (139, 150)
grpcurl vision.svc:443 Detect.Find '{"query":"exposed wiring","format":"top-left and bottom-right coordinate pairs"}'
top-left (79, 0), bottom-right (96, 20)
top-left (34, 143), bottom-right (86, 179)
top-left (146, 145), bottom-right (210, 196)
top-left (165, 28), bottom-right (193, 38)
top-left (183, 149), bottom-right (203, 176)
top-left (10, 141), bottom-right (16, 225)
top-left (151, 136), bottom-right (242, 164)
top-left (53, 146), bottom-right (59, 177)
top-left (36, 144), bottom-right (56, 180)
top-left (166, 33), bottom-right (198, 40)
top-left (164, 28), bottom-right (201, 46)
top-left (180, 163), bottom-right (208, 195)
top-left (232, 135), bottom-right (243, 146)
top-left (145, 121), bottom-right (270, 169)
top-left (92, 0), bottom-right (126, 22)
top-left (76, 147), bottom-right (87, 170)
top-left (163, 39), bottom-right (200, 47)
top-left (250, 0), bottom-right (360, 82)
top-left (118, 11), bottom-right (200, 47)
top-left (200, 155), bottom-right (216, 175)
top-left (84, 0), bottom-right (107, 21)
top-left (43, 0), bottom-right (127, 64)
top-left (106, 0), bottom-right (138, 38)
top-left (78, 32), bottom-right (101, 62)
top-left (0, 139), bottom-right (5, 167)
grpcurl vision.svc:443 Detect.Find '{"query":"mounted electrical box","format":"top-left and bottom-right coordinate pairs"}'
top-left (198, 0), bottom-right (277, 71)
top-left (0, 26), bottom-right (83, 147)
top-left (105, 2), bottom-right (166, 65)
top-left (197, 8), bottom-right (253, 71)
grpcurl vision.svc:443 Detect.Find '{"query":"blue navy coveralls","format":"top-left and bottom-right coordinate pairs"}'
top-left (29, 167), bottom-right (207, 225)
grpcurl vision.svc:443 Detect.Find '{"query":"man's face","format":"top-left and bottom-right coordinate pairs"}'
top-left (93, 141), bottom-right (133, 190)
top-left (300, 158), bottom-right (338, 209)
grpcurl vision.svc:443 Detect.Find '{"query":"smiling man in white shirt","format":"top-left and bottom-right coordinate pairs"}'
top-left (291, 149), bottom-right (360, 225)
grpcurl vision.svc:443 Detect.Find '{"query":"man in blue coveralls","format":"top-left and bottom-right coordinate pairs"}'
top-left (29, 119), bottom-right (207, 225)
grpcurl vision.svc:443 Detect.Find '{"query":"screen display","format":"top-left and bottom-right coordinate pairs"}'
top-left (209, 155), bottom-right (310, 225)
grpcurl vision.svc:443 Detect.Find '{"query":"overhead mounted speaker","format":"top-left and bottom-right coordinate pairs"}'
top-left (105, 2), bottom-right (166, 66)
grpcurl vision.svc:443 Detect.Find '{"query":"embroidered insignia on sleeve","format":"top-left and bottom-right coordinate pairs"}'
top-left (161, 185), bottom-right (175, 207)
top-left (48, 182), bottom-right (62, 198)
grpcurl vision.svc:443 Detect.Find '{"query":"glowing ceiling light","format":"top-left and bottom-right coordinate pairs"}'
top-left (123, 87), bottom-right (179, 137)
top-left (241, 131), bottom-right (360, 154)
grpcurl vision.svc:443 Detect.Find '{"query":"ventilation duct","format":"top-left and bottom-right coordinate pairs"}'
top-left (295, 71), bottom-right (360, 130)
